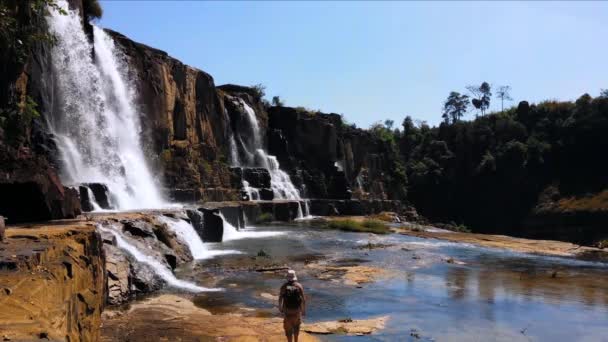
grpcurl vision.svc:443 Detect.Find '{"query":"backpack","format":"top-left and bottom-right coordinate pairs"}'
top-left (283, 283), bottom-right (303, 310)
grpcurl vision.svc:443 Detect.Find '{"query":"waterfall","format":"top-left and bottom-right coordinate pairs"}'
top-left (98, 223), bottom-right (218, 292)
top-left (157, 216), bottom-right (240, 259)
top-left (218, 213), bottom-right (284, 241)
top-left (230, 98), bottom-right (301, 200)
top-left (86, 187), bottom-right (103, 211)
top-left (46, 2), bottom-right (164, 210)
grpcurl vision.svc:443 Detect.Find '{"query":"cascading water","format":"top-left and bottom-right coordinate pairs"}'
top-left (97, 223), bottom-right (218, 292)
top-left (85, 187), bottom-right (103, 211)
top-left (46, 2), bottom-right (164, 210)
top-left (157, 216), bottom-right (240, 259)
top-left (229, 98), bottom-right (301, 200)
top-left (218, 213), bottom-right (284, 241)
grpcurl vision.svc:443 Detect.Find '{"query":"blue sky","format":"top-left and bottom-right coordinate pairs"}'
top-left (99, 1), bottom-right (608, 128)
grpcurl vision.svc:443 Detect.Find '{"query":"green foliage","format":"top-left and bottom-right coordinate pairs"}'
top-left (0, 0), bottom-right (66, 64)
top-left (250, 83), bottom-right (266, 100)
top-left (442, 92), bottom-right (469, 123)
top-left (467, 82), bottom-right (492, 116)
top-left (255, 212), bottom-right (273, 224)
top-left (326, 219), bottom-right (391, 234)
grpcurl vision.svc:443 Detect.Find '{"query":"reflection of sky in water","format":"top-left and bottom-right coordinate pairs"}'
top-left (186, 224), bottom-right (608, 342)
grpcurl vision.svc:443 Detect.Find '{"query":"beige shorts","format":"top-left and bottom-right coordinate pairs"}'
top-left (283, 312), bottom-right (302, 336)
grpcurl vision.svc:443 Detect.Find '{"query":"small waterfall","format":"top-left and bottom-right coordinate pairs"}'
top-left (295, 200), bottom-right (313, 220)
top-left (218, 213), bottom-right (284, 241)
top-left (98, 223), bottom-right (217, 292)
top-left (229, 98), bottom-right (301, 200)
top-left (46, 2), bottom-right (164, 210)
top-left (242, 180), bottom-right (260, 201)
top-left (86, 187), bottom-right (103, 211)
top-left (158, 216), bottom-right (240, 260)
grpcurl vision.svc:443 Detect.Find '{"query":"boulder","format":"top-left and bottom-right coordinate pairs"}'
top-left (186, 209), bottom-right (205, 235)
top-left (122, 219), bottom-right (156, 238)
top-left (152, 219), bottom-right (193, 264)
top-left (219, 205), bottom-right (245, 230)
top-left (130, 262), bottom-right (165, 294)
top-left (199, 208), bottom-right (224, 242)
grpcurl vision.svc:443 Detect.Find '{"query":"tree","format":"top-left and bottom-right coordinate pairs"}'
top-left (600, 89), bottom-right (608, 98)
top-left (271, 96), bottom-right (284, 107)
top-left (250, 84), bottom-right (266, 99)
top-left (467, 82), bottom-right (492, 116)
top-left (496, 85), bottom-right (513, 112)
top-left (384, 119), bottom-right (394, 130)
top-left (442, 92), bottom-right (469, 124)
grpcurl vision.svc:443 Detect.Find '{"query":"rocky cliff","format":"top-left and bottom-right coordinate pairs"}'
top-left (0, 223), bottom-right (105, 341)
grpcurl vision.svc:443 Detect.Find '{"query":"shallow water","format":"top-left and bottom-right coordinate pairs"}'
top-left (175, 224), bottom-right (608, 341)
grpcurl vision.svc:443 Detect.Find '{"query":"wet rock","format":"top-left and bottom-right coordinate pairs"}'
top-left (122, 220), bottom-right (155, 238)
top-left (152, 220), bottom-right (193, 264)
top-left (199, 208), bottom-right (224, 242)
top-left (302, 316), bottom-right (388, 335)
top-left (84, 183), bottom-right (112, 209)
top-left (186, 209), bottom-right (204, 234)
top-left (130, 262), bottom-right (165, 294)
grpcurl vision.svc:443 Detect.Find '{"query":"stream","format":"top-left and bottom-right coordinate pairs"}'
top-left (157, 223), bottom-right (608, 342)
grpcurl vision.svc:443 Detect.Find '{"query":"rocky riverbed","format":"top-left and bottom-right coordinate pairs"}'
top-left (2, 214), bottom-right (608, 341)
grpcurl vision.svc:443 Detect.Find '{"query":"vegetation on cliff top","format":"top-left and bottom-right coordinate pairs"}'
top-left (325, 219), bottom-right (391, 235)
top-left (365, 84), bottom-right (608, 233)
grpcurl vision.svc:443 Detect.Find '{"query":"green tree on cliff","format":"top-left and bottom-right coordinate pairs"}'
top-left (272, 96), bottom-right (284, 107)
top-left (496, 85), bottom-right (513, 112)
top-left (442, 92), bottom-right (469, 123)
top-left (467, 82), bottom-right (492, 116)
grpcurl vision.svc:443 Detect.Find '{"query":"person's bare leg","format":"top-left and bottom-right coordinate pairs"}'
top-left (287, 334), bottom-right (293, 342)
top-left (294, 331), bottom-right (299, 342)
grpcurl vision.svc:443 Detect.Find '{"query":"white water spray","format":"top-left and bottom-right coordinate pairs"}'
top-left (46, 3), bottom-right (164, 210)
top-left (218, 213), bottom-right (284, 241)
top-left (98, 224), bottom-right (218, 292)
top-left (157, 216), bottom-right (240, 260)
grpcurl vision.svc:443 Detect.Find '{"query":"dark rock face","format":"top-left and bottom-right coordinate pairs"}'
top-left (85, 183), bottom-right (112, 209)
top-left (107, 29), bottom-right (240, 203)
top-left (242, 168), bottom-right (272, 189)
top-left (267, 107), bottom-right (405, 201)
top-left (0, 171), bottom-right (81, 223)
top-left (309, 199), bottom-right (403, 216)
top-left (79, 186), bottom-right (94, 212)
top-left (199, 208), bottom-right (224, 242)
top-left (241, 201), bottom-right (302, 223)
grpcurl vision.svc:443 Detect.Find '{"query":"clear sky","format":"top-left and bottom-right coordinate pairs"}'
top-left (99, 1), bottom-right (608, 128)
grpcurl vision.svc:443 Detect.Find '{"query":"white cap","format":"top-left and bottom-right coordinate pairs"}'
top-left (286, 269), bottom-right (298, 281)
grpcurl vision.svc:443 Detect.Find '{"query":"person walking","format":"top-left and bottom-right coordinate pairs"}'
top-left (279, 269), bottom-right (306, 342)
